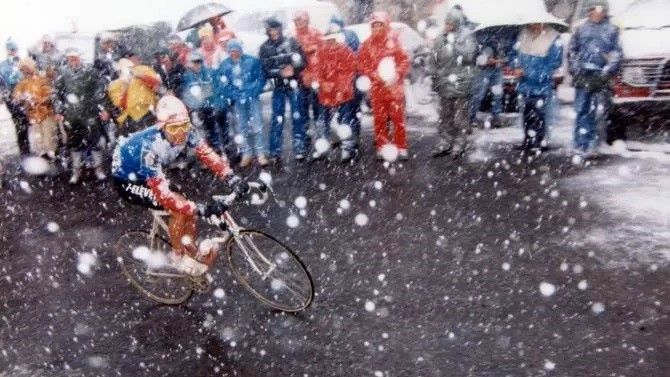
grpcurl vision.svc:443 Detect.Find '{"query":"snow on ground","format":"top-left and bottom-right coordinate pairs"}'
top-left (467, 104), bottom-right (670, 266)
top-left (565, 157), bottom-right (670, 267)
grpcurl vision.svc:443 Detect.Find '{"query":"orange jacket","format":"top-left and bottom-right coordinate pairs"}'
top-left (12, 74), bottom-right (54, 123)
top-left (295, 26), bottom-right (323, 88)
top-left (316, 42), bottom-right (356, 107)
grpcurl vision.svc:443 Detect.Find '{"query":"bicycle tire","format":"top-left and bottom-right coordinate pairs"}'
top-left (226, 229), bottom-right (314, 312)
top-left (115, 230), bottom-right (193, 305)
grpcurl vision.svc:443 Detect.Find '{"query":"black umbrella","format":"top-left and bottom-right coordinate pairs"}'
top-left (177, 3), bottom-right (233, 31)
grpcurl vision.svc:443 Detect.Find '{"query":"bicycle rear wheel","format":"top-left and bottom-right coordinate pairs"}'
top-left (227, 230), bottom-right (314, 312)
top-left (115, 231), bottom-right (193, 305)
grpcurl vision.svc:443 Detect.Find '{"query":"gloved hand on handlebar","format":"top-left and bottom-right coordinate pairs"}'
top-left (225, 174), bottom-right (250, 198)
top-left (197, 201), bottom-right (226, 218)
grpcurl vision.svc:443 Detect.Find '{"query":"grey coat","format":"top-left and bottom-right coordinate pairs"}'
top-left (431, 27), bottom-right (478, 99)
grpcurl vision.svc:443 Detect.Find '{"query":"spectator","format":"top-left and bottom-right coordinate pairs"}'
top-left (314, 32), bottom-right (358, 163)
top-left (258, 17), bottom-right (307, 163)
top-left (470, 27), bottom-right (516, 128)
top-left (568, 0), bottom-right (622, 155)
top-left (197, 24), bottom-right (225, 69)
top-left (328, 15), bottom-right (360, 52)
top-left (29, 34), bottom-right (63, 81)
top-left (94, 32), bottom-right (121, 81)
top-left (217, 40), bottom-right (268, 168)
top-left (293, 10), bottom-right (323, 146)
top-left (53, 48), bottom-right (108, 183)
top-left (0, 39), bottom-right (29, 156)
top-left (153, 48), bottom-right (185, 95)
top-left (181, 52), bottom-right (224, 154)
top-left (12, 58), bottom-right (58, 162)
top-left (107, 58), bottom-right (161, 136)
top-left (430, 9), bottom-right (477, 159)
top-left (512, 23), bottom-right (563, 152)
top-left (358, 11), bottom-right (410, 160)
top-left (167, 34), bottom-right (191, 67)
top-left (328, 14), bottom-right (363, 161)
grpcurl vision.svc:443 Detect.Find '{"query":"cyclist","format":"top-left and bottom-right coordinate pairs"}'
top-left (112, 95), bottom-right (244, 276)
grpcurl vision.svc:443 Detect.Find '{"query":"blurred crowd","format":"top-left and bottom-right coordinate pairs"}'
top-left (0, 0), bottom-right (622, 185)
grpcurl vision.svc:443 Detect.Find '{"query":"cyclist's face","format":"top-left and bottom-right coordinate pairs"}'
top-left (164, 121), bottom-right (191, 145)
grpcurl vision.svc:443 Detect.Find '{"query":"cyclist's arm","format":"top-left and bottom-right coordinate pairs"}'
top-left (146, 175), bottom-right (198, 216)
top-left (194, 141), bottom-right (233, 180)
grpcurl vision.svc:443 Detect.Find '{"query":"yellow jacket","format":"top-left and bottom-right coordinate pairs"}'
top-left (108, 65), bottom-right (161, 124)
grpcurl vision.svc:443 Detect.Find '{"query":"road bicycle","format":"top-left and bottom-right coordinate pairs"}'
top-left (115, 182), bottom-right (314, 312)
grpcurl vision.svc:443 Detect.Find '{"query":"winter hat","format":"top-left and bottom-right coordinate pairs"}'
top-left (369, 11), bottom-right (391, 27)
top-left (226, 39), bottom-right (243, 54)
top-left (586, 0), bottom-right (609, 12)
top-left (264, 17), bottom-right (283, 30)
top-left (41, 34), bottom-right (55, 45)
top-left (6, 39), bottom-right (18, 52)
top-left (99, 32), bottom-right (117, 43)
top-left (293, 10), bottom-right (309, 22)
top-left (330, 15), bottom-right (345, 29)
top-left (444, 8), bottom-right (465, 29)
top-left (64, 47), bottom-right (81, 57)
top-left (167, 34), bottom-right (183, 45)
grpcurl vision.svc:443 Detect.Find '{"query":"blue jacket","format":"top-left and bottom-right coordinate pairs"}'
top-left (0, 57), bottom-right (22, 94)
top-left (112, 125), bottom-right (202, 182)
top-left (514, 34), bottom-right (563, 97)
top-left (180, 67), bottom-right (214, 110)
top-left (214, 54), bottom-right (266, 105)
top-left (568, 18), bottom-right (623, 77)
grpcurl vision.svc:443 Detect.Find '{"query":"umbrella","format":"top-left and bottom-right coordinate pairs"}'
top-left (177, 3), bottom-right (233, 31)
top-left (473, 6), bottom-right (568, 36)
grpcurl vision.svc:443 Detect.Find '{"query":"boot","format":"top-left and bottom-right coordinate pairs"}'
top-left (91, 151), bottom-right (107, 181)
top-left (69, 151), bottom-right (82, 184)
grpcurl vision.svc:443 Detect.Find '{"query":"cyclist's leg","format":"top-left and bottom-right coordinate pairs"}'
top-left (167, 209), bottom-right (197, 256)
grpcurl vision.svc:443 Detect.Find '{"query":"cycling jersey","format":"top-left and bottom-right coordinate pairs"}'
top-left (112, 126), bottom-right (199, 182)
top-left (112, 125), bottom-right (232, 215)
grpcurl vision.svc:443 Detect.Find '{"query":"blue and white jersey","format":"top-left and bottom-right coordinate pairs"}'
top-left (111, 125), bottom-right (202, 182)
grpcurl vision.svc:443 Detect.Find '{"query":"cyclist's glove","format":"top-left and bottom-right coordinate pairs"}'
top-left (226, 174), bottom-right (250, 199)
top-left (197, 201), bottom-right (226, 218)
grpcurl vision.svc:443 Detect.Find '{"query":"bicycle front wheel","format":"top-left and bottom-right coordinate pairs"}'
top-left (227, 230), bottom-right (314, 312)
top-left (115, 231), bottom-right (193, 305)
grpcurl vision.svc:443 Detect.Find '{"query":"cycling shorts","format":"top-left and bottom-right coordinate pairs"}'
top-left (113, 178), bottom-right (162, 210)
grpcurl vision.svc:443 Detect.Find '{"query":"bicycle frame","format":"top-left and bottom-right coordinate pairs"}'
top-left (147, 210), bottom-right (275, 279)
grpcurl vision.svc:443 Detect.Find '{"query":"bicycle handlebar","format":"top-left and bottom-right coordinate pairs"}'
top-left (212, 181), bottom-right (269, 207)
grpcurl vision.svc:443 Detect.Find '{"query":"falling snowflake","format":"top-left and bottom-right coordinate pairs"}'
top-left (355, 213), bottom-right (369, 226)
top-left (539, 282), bottom-right (556, 297)
top-left (286, 215), bottom-right (300, 228)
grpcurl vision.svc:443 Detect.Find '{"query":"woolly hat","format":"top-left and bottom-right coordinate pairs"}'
top-left (586, 0), bottom-right (610, 12)
top-left (6, 39), bottom-right (18, 51)
top-left (265, 17), bottom-right (283, 29)
top-left (226, 39), bottom-right (243, 54)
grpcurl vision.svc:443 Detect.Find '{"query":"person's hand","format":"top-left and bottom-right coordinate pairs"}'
top-left (55, 114), bottom-right (64, 122)
top-left (99, 110), bottom-right (110, 122)
top-left (198, 201), bottom-right (226, 218)
top-left (513, 68), bottom-right (524, 78)
top-left (280, 65), bottom-right (295, 78)
top-left (225, 174), bottom-right (249, 197)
